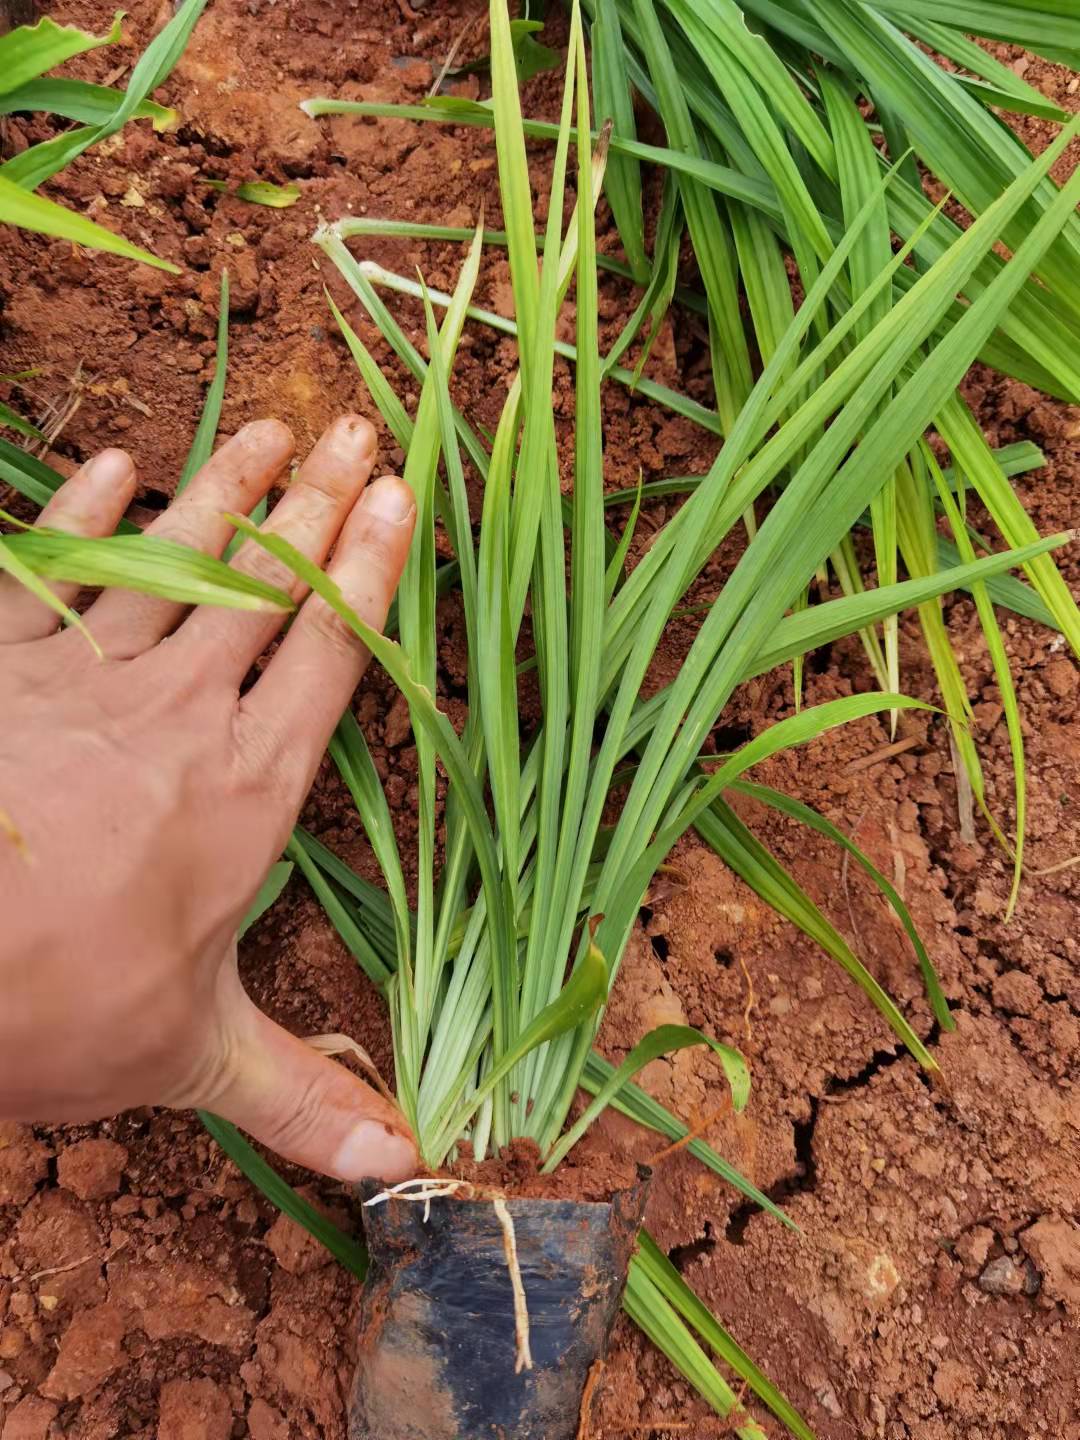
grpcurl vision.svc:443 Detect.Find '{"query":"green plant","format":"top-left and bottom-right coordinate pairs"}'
top-left (306, 0), bottom-right (1080, 921)
top-left (189, 4), bottom-right (1080, 1433)
top-left (0, 272), bottom-right (293, 660)
top-left (0, 5), bottom-right (289, 627)
top-left (0, 0), bottom-right (285, 629)
top-left (0, 0), bottom-right (206, 267)
top-left (1, 0), bottom-right (209, 446)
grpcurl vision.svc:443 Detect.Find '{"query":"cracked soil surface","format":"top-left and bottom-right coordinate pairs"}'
top-left (1, 1), bottom-right (1079, 1436)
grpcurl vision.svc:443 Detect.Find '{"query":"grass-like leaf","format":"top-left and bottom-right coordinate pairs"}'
top-left (0, 78), bottom-right (176, 130)
top-left (199, 1113), bottom-right (367, 1277)
top-left (205, 178), bottom-right (301, 207)
top-left (239, 861), bottom-right (294, 939)
top-left (0, 400), bottom-right (45, 441)
top-left (0, 174), bottom-right (177, 270)
top-left (5, 528), bottom-right (294, 612)
top-left (1, 0), bottom-right (207, 192)
top-left (0, 12), bottom-right (121, 96)
top-left (544, 1024), bottom-right (750, 1172)
top-left (178, 270), bottom-right (230, 494)
top-left (634, 1230), bottom-right (816, 1440)
top-left (275, 11), bottom-right (1080, 1431)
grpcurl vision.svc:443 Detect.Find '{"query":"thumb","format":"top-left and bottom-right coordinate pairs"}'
top-left (191, 992), bottom-right (418, 1184)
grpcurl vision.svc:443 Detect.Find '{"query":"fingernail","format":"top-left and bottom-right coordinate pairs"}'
top-left (320, 416), bottom-right (377, 472)
top-left (236, 418), bottom-right (294, 455)
top-left (84, 448), bottom-right (134, 489)
top-left (332, 1120), bottom-right (418, 1183)
top-left (340, 414), bottom-right (378, 460)
top-left (362, 476), bottom-right (415, 525)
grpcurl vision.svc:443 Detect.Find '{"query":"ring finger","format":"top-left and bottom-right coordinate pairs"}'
top-left (74, 418), bottom-right (295, 660)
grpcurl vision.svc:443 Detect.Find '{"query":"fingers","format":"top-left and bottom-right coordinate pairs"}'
top-left (166, 415), bottom-right (380, 684)
top-left (189, 987), bottom-right (418, 1184)
top-left (0, 449), bottom-right (136, 644)
top-left (79, 419), bottom-right (295, 659)
top-left (241, 474), bottom-right (415, 798)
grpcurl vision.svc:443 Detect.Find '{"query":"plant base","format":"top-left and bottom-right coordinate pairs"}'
top-left (349, 1173), bottom-right (649, 1440)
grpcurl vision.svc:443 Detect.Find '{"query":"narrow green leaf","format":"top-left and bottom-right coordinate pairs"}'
top-left (290, 826), bottom-right (403, 961)
top-left (879, 15), bottom-right (1067, 120)
top-left (1, 0), bottom-right (207, 191)
top-left (869, 0), bottom-right (1080, 68)
top-left (178, 270), bottom-right (229, 494)
top-left (355, 258), bottom-right (723, 433)
top-left (223, 497), bottom-right (266, 563)
top-left (226, 515), bottom-right (517, 1139)
top-left (7, 529), bottom-right (294, 611)
top-left (329, 714), bottom-right (414, 1046)
top-left (731, 779), bottom-right (953, 1030)
top-left (198, 1113), bottom-right (368, 1277)
top-left (927, 442), bottom-right (1027, 917)
top-left (239, 862), bottom-right (294, 939)
top-left (592, 0), bottom-right (648, 282)
top-left (749, 532), bottom-right (1071, 678)
top-left (0, 78), bottom-right (177, 129)
top-left (545, 1024), bottom-right (749, 1172)
top-left (0, 531), bottom-right (97, 651)
top-left (624, 1258), bottom-right (769, 1440)
top-left (0, 435), bottom-right (71, 511)
top-left (205, 178), bottom-right (301, 208)
top-left (604, 472), bottom-right (642, 600)
top-left (936, 536), bottom-right (1056, 630)
top-left (0, 12), bottom-right (121, 96)
top-left (0, 173), bottom-right (178, 271)
top-left (636, 1231), bottom-right (817, 1440)
top-left (325, 290), bottom-right (413, 450)
top-left (0, 400), bottom-right (45, 441)
top-left (284, 834), bottom-right (393, 988)
top-left (431, 942), bottom-right (608, 1161)
top-left (301, 99), bottom-right (782, 222)
top-left (581, 1051), bottom-right (794, 1227)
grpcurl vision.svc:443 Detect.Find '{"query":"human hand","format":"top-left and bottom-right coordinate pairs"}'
top-left (0, 416), bottom-right (419, 1184)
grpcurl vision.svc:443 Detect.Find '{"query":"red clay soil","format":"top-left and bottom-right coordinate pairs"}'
top-left (2, 3), bottom-right (1079, 1437)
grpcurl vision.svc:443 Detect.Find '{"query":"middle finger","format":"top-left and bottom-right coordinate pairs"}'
top-left (164, 415), bottom-right (379, 686)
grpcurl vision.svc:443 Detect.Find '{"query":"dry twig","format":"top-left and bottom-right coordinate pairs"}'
top-left (842, 735), bottom-right (920, 775)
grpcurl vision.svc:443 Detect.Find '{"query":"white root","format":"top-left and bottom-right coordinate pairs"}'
top-left (363, 1176), bottom-right (474, 1224)
top-left (492, 1195), bottom-right (533, 1374)
top-left (364, 1180), bottom-right (533, 1373)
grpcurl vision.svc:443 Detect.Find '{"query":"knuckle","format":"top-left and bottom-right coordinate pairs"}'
top-left (233, 712), bottom-right (307, 810)
top-left (260, 1076), bottom-right (329, 1153)
top-left (343, 533), bottom-right (399, 602)
top-left (293, 465), bottom-right (356, 511)
top-left (358, 530), bottom-right (399, 578)
top-left (236, 541), bottom-right (297, 593)
top-left (305, 597), bottom-right (365, 659)
top-left (151, 500), bottom-right (221, 552)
